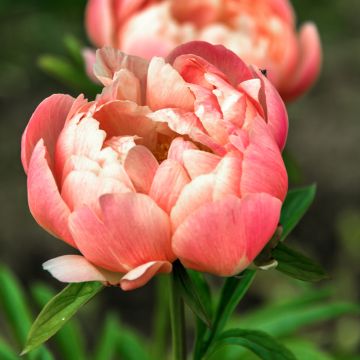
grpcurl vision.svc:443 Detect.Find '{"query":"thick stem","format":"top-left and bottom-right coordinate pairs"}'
top-left (152, 275), bottom-right (169, 359)
top-left (169, 273), bottom-right (187, 360)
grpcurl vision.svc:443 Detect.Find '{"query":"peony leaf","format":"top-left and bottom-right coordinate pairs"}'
top-left (31, 283), bottom-right (86, 360)
top-left (280, 184), bottom-right (316, 241)
top-left (22, 282), bottom-right (103, 355)
top-left (173, 261), bottom-right (212, 328)
top-left (272, 243), bottom-right (328, 282)
top-left (198, 270), bottom-right (256, 359)
top-left (206, 329), bottom-right (297, 360)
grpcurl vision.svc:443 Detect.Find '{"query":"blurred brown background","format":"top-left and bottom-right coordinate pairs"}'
top-left (0, 0), bottom-right (359, 348)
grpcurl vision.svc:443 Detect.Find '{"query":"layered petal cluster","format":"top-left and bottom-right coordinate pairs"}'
top-left (85, 0), bottom-right (322, 101)
top-left (22, 42), bottom-right (288, 290)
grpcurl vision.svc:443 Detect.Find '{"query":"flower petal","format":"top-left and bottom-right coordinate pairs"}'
top-left (167, 137), bottom-right (198, 165)
top-left (120, 261), bottom-right (172, 291)
top-left (94, 47), bottom-right (149, 87)
top-left (21, 94), bottom-right (75, 173)
top-left (282, 23), bottom-right (322, 101)
top-left (150, 159), bottom-right (190, 213)
top-left (172, 193), bottom-right (281, 276)
top-left (27, 140), bottom-right (74, 246)
top-left (69, 193), bottom-right (174, 272)
top-left (240, 117), bottom-right (288, 201)
top-left (146, 57), bottom-right (194, 111)
top-left (167, 41), bottom-right (253, 86)
top-left (170, 174), bottom-right (214, 229)
top-left (251, 67), bottom-right (288, 150)
top-left (183, 149), bottom-right (221, 179)
top-left (85, 0), bottom-right (114, 48)
top-left (43, 255), bottom-right (122, 284)
top-left (124, 145), bottom-right (159, 193)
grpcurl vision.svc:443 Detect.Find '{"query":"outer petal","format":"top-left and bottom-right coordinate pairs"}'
top-left (172, 194), bottom-right (282, 276)
top-left (85, 0), bottom-right (114, 47)
top-left (170, 174), bottom-right (214, 229)
top-left (43, 255), bottom-right (122, 284)
top-left (150, 159), bottom-right (190, 213)
top-left (120, 261), bottom-right (172, 291)
top-left (27, 140), bottom-right (75, 246)
top-left (240, 118), bottom-right (288, 201)
top-left (21, 94), bottom-right (75, 173)
top-left (282, 23), bottom-right (322, 101)
top-left (167, 41), bottom-right (253, 86)
top-left (250, 68), bottom-right (288, 150)
top-left (69, 193), bottom-right (174, 272)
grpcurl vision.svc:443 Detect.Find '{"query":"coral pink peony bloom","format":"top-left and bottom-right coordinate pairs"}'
top-left (85, 0), bottom-right (322, 101)
top-left (22, 42), bottom-right (288, 289)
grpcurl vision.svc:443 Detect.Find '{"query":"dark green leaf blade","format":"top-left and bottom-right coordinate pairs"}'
top-left (173, 261), bottom-right (212, 328)
top-left (31, 283), bottom-right (86, 360)
top-left (22, 282), bottom-right (103, 355)
top-left (198, 270), bottom-right (256, 359)
top-left (211, 270), bottom-right (256, 339)
top-left (272, 243), bottom-right (328, 282)
top-left (280, 184), bottom-right (316, 241)
top-left (207, 329), bottom-right (297, 360)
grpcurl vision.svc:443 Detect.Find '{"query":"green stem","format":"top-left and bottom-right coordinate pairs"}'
top-left (169, 273), bottom-right (187, 360)
top-left (152, 276), bottom-right (169, 359)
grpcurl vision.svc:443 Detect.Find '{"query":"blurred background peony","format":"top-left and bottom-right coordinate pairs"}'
top-left (0, 0), bottom-right (359, 357)
top-left (84, 0), bottom-right (322, 101)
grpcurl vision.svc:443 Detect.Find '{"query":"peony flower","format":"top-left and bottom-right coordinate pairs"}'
top-left (22, 42), bottom-right (287, 290)
top-left (85, 0), bottom-right (322, 101)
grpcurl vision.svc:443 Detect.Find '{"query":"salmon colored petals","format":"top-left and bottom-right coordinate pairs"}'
top-left (150, 159), bottom-right (190, 213)
top-left (27, 140), bottom-right (75, 247)
top-left (21, 94), bottom-right (75, 173)
top-left (281, 23), bottom-right (322, 101)
top-left (120, 261), bottom-right (172, 291)
top-left (172, 194), bottom-right (282, 276)
top-left (147, 57), bottom-right (194, 111)
top-left (23, 40), bottom-right (289, 289)
top-left (168, 41), bottom-right (253, 86)
top-left (240, 119), bottom-right (288, 201)
top-left (43, 255), bottom-right (123, 284)
top-left (85, 0), bottom-right (322, 100)
top-left (94, 47), bottom-right (149, 87)
top-left (69, 193), bottom-right (174, 272)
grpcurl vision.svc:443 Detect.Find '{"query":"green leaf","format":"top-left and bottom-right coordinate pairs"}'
top-left (198, 270), bottom-right (256, 359)
top-left (31, 283), bottom-right (86, 360)
top-left (206, 329), bottom-right (297, 360)
top-left (187, 271), bottom-right (212, 360)
top-left (280, 184), bottom-right (316, 241)
top-left (230, 300), bottom-right (360, 338)
top-left (272, 242), bottom-right (328, 282)
top-left (0, 337), bottom-right (19, 360)
top-left (94, 314), bottom-right (151, 360)
top-left (0, 266), bottom-right (33, 345)
top-left (22, 282), bottom-right (103, 355)
top-left (173, 261), bottom-right (212, 328)
top-left (63, 35), bottom-right (84, 66)
top-left (284, 339), bottom-right (332, 360)
top-left (211, 270), bottom-right (256, 338)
